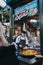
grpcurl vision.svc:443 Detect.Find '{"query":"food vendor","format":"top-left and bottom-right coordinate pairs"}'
top-left (16, 31), bottom-right (29, 48)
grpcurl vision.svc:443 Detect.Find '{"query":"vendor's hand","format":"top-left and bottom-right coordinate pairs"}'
top-left (23, 46), bottom-right (28, 49)
top-left (19, 44), bottom-right (22, 47)
top-left (25, 46), bottom-right (28, 47)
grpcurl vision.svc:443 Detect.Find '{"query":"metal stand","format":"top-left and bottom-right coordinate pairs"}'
top-left (39, 0), bottom-right (43, 65)
top-left (39, 0), bottom-right (43, 55)
top-left (9, 7), bottom-right (14, 43)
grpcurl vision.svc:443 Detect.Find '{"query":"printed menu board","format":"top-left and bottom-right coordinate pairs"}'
top-left (14, 0), bottom-right (38, 20)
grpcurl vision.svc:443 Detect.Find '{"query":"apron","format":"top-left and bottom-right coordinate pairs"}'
top-left (19, 39), bottom-right (26, 47)
top-left (13, 37), bottom-right (17, 42)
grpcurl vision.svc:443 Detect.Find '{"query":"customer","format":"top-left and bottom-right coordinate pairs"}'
top-left (0, 22), bottom-right (19, 65)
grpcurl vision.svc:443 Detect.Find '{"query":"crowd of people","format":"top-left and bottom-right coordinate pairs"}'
top-left (12, 25), bottom-right (40, 52)
top-left (2, 21), bottom-right (40, 53)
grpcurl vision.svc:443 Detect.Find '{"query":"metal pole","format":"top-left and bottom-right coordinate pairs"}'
top-left (2, 9), bottom-right (4, 23)
top-left (9, 7), bottom-right (14, 43)
top-left (39, 0), bottom-right (43, 55)
top-left (0, 9), bottom-right (3, 22)
top-left (39, 0), bottom-right (43, 65)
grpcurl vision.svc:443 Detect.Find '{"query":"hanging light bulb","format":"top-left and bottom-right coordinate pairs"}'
top-left (0, 0), bottom-right (6, 8)
top-left (5, 0), bottom-right (6, 1)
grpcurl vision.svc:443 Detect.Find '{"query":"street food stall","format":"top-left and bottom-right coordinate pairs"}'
top-left (6, 0), bottom-right (43, 65)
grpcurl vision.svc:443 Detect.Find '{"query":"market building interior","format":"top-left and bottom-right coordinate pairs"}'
top-left (0, 0), bottom-right (43, 65)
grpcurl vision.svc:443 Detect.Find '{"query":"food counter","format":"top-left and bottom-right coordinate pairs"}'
top-left (16, 47), bottom-right (43, 65)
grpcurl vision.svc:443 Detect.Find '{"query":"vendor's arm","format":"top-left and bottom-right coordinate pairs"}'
top-left (16, 36), bottom-right (21, 44)
top-left (25, 36), bottom-right (29, 46)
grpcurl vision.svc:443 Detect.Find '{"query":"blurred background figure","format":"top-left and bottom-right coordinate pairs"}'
top-left (12, 26), bottom-right (21, 49)
top-left (13, 27), bottom-right (21, 42)
top-left (0, 22), bottom-right (9, 46)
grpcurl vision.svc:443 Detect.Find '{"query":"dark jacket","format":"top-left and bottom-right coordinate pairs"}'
top-left (0, 45), bottom-right (19, 65)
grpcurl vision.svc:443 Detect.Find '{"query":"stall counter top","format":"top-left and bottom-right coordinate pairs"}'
top-left (16, 51), bottom-right (38, 64)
